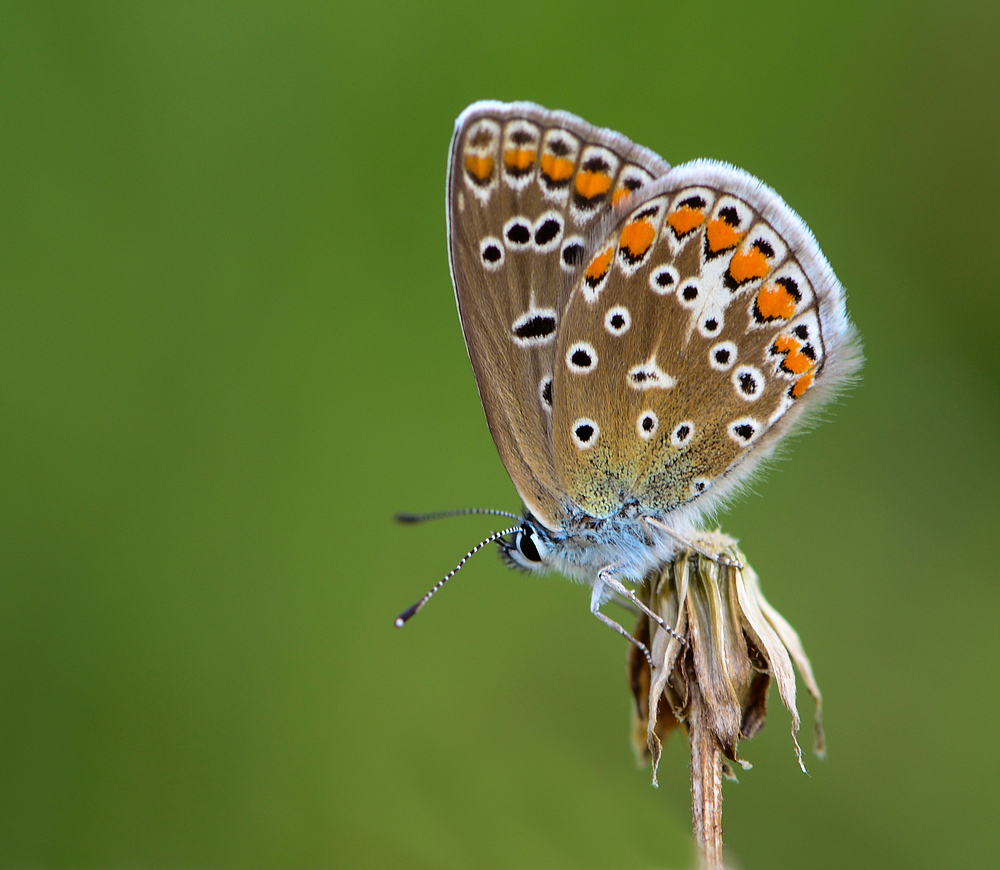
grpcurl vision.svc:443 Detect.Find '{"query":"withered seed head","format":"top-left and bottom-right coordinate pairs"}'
top-left (629, 532), bottom-right (824, 785)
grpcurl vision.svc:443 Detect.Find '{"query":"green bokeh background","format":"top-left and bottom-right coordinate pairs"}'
top-left (3, 3), bottom-right (998, 868)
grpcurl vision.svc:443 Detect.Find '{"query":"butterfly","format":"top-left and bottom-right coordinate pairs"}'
top-left (397, 101), bottom-right (860, 661)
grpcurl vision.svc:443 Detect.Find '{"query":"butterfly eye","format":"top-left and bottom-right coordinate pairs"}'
top-left (517, 528), bottom-right (542, 563)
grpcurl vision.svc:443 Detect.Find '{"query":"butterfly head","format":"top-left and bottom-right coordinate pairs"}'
top-left (498, 516), bottom-right (553, 572)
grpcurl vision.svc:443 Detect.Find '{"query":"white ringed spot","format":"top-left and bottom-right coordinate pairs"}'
top-left (649, 265), bottom-right (679, 295)
top-left (559, 235), bottom-right (587, 273)
top-left (538, 374), bottom-right (553, 412)
top-left (604, 305), bottom-right (631, 336)
top-left (479, 236), bottom-right (504, 271)
top-left (733, 365), bottom-right (764, 401)
top-left (566, 341), bottom-right (597, 373)
top-left (532, 210), bottom-right (564, 253)
top-left (671, 421), bottom-right (695, 448)
top-left (510, 306), bottom-right (557, 347)
top-left (691, 476), bottom-right (712, 496)
top-left (627, 356), bottom-right (675, 390)
top-left (709, 341), bottom-right (737, 371)
top-left (728, 417), bottom-right (761, 445)
top-left (571, 418), bottom-right (599, 450)
top-left (502, 216), bottom-right (532, 249)
top-left (677, 278), bottom-right (702, 308)
top-left (637, 410), bottom-right (659, 440)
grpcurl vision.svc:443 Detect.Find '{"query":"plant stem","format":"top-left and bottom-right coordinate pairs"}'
top-left (689, 682), bottom-right (724, 870)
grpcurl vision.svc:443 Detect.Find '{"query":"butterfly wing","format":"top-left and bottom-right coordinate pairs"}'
top-left (447, 101), bottom-right (671, 530)
top-left (551, 160), bottom-right (861, 520)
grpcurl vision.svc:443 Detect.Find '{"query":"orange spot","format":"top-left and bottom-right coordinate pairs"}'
top-left (706, 218), bottom-right (744, 253)
top-left (756, 283), bottom-right (796, 321)
top-left (504, 148), bottom-right (536, 172)
top-left (620, 220), bottom-right (656, 258)
top-left (465, 154), bottom-right (494, 181)
top-left (667, 206), bottom-right (705, 236)
top-left (575, 170), bottom-right (612, 200)
top-left (791, 372), bottom-right (814, 398)
top-left (772, 334), bottom-right (799, 354)
top-left (729, 246), bottom-right (771, 284)
top-left (612, 187), bottom-right (633, 206)
top-left (783, 347), bottom-right (814, 374)
top-left (541, 154), bottom-right (574, 182)
top-left (585, 247), bottom-right (614, 283)
top-left (772, 335), bottom-right (814, 375)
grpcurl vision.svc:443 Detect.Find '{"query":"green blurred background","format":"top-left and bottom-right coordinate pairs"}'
top-left (2, 2), bottom-right (998, 868)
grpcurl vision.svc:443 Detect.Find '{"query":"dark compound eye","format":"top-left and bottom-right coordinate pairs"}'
top-left (517, 529), bottom-right (542, 562)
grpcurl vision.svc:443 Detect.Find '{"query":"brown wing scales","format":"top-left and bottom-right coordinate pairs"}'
top-left (552, 178), bottom-right (831, 518)
top-left (447, 103), bottom-right (671, 529)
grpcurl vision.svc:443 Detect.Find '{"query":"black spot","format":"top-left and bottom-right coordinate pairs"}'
top-left (548, 138), bottom-right (570, 156)
top-left (511, 129), bottom-right (533, 145)
top-left (734, 423), bottom-right (755, 441)
top-left (610, 313), bottom-right (625, 330)
top-left (534, 218), bottom-right (561, 246)
top-left (778, 277), bottom-right (803, 302)
top-left (582, 156), bottom-right (610, 173)
top-left (470, 128), bottom-right (493, 147)
top-left (679, 195), bottom-right (706, 210)
top-left (738, 372), bottom-right (758, 395)
top-left (482, 244), bottom-right (501, 264)
top-left (719, 206), bottom-right (740, 227)
top-left (801, 344), bottom-right (817, 360)
top-left (623, 177), bottom-right (643, 192)
top-left (575, 424), bottom-right (594, 443)
top-left (694, 481), bottom-right (707, 492)
top-left (714, 348), bottom-right (731, 365)
top-left (571, 349), bottom-right (592, 368)
top-left (513, 315), bottom-right (556, 340)
top-left (506, 222), bottom-right (531, 245)
top-left (675, 424), bottom-right (691, 442)
top-left (655, 269), bottom-right (675, 288)
top-left (634, 206), bottom-right (659, 221)
top-left (541, 379), bottom-right (553, 406)
top-left (562, 243), bottom-right (585, 267)
top-left (518, 530), bottom-right (541, 562)
top-left (631, 371), bottom-right (648, 384)
top-left (792, 323), bottom-right (810, 340)
top-left (641, 416), bottom-right (655, 432)
top-left (682, 284), bottom-right (699, 301)
top-left (704, 318), bottom-right (719, 332)
top-left (754, 239), bottom-right (775, 258)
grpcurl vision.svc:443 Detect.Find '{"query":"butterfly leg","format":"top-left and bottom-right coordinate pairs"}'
top-left (644, 518), bottom-right (743, 569)
top-left (597, 567), bottom-right (685, 644)
top-left (590, 575), bottom-right (653, 668)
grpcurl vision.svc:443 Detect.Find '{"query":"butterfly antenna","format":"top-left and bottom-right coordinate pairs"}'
top-left (395, 508), bottom-right (522, 524)
top-left (394, 524), bottom-right (521, 628)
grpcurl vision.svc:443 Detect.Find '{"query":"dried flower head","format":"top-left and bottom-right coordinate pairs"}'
top-left (629, 532), bottom-right (825, 785)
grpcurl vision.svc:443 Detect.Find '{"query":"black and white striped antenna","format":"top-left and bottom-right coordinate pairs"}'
top-left (393, 509), bottom-right (521, 627)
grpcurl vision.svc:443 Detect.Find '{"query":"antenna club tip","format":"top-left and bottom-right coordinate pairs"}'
top-left (394, 617), bottom-right (405, 628)
top-left (394, 513), bottom-right (419, 524)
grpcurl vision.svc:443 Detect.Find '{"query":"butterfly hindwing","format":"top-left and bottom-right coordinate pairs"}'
top-left (551, 160), bottom-right (859, 520)
top-left (447, 101), bottom-right (671, 529)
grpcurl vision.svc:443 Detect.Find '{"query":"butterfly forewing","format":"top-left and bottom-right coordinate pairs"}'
top-left (447, 101), bottom-right (671, 529)
top-left (551, 160), bottom-right (858, 519)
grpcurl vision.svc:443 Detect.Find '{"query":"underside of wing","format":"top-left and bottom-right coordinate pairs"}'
top-left (550, 160), bottom-right (861, 521)
top-left (447, 101), bottom-right (671, 530)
